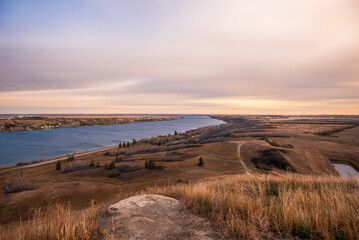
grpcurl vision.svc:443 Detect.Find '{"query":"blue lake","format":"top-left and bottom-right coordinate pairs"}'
top-left (0, 115), bottom-right (223, 167)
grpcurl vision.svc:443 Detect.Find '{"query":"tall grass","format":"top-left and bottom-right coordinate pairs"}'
top-left (147, 174), bottom-right (359, 239)
top-left (1, 174), bottom-right (358, 239)
top-left (0, 201), bottom-right (104, 240)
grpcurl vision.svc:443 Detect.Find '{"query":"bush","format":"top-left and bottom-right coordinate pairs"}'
top-left (132, 139), bottom-right (137, 145)
top-left (66, 154), bottom-right (75, 162)
top-left (16, 162), bottom-right (29, 166)
top-left (89, 159), bottom-right (95, 167)
top-left (148, 160), bottom-right (156, 169)
top-left (104, 163), bottom-right (108, 170)
top-left (61, 161), bottom-right (89, 173)
top-left (117, 165), bottom-right (142, 172)
top-left (96, 162), bottom-right (100, 168)
top-left (3, 177), bottom-right (34, 193)
top-left (56, 160), bottom-right (61, 170)
top-left (145, 160), bottom-right (159, 170)
top-left (197, 157), bottom-right (204, 166)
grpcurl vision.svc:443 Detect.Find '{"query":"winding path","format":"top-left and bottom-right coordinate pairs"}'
top-left (236, 141), bottom-right (254, 175)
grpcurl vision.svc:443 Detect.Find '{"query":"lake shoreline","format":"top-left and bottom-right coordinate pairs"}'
top-left (0, 115), bottom-right (182, 132)
top-left (0, 115), bottom-right (224, 171)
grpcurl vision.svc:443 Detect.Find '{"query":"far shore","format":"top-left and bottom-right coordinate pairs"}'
top-left (0, 114), bottom-right (182, 132)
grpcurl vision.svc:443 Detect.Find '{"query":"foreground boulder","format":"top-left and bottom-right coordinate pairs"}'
top-left (103, 194), bottom-right (220, 240)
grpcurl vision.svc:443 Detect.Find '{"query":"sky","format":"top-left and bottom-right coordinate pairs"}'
top-left (0, 0), bottom-right (358, 114)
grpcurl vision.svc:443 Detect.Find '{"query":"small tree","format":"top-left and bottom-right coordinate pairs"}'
top-left (158, 141), bottom-right (162, 146)
top-left (198, 157), bottom-right (204, 166)
top-left (132, 138), bottom-right (137, 145)
top-left (56, 160), bottom-right (61, 170)
top-left (119, 142), bottom-right (122, 148)
top-left (108, 161), bottom-right (115, 170)
top-left (123, 142), bottom-right (126, 147)
top-left (145, 160), bottom-right (149, 169)
top-left (127, 142), bottom-right (130, 147)
top-left (96, 162), bottom-right (100, 168)
top-left (104, 163), bottom-right (108, 170)
top-left (115, 154), bottom-right (121, 162)
top-left (174, 130), bottom-right (178, 135)
top-left (148, 160), bottom-right (156, 169)
top-left (89, 159), bottom-right (95, 167)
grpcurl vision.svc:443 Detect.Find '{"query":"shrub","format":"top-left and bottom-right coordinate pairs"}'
top-left (160, 152), bottom-right (181, 162)
top-left (117, 165), bottom-right (142, 172)
top-left (104, 163), bottom-right (108, 170)
top-left (16, 162), bottom-right (29, 166)
top-left (197, 157), bottom-right (204, 166)
top-left (66, 154), bottom-right (75, 162)
top-left (89, 159), bottom-right (95, 167)
top-left (115, 154), bottom-right (121, 162)
top-left (56, 160), bottom-right (61, 170)
top-left (96, 162), bottom-right (100, 168)
top-left (61, 161), bottom-right (89, 173)
top-left (3, 177), bottom-right (34, 193)
top-left (145, 160), bottom-right (149, 169)
top-left (132, 139), bottom-right (137, 145)
top-left (148, 160), bottom-right (156, 169)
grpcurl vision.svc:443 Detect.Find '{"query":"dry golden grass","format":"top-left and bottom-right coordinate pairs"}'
top-left (0, 188), bottom-right (140, 240)
top-left (147, 174), bottom-right (359, 239)
top-left (0, 201), bottom-right (103, 240)
top-left (1, 174), bottom-right (358, 239)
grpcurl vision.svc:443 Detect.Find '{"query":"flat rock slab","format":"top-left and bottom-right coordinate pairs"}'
top-left (102, 194), bottom-right (221, 240)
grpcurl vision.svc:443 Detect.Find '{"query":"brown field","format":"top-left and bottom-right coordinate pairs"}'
top-left (1, 115), bottom-right (359, 239)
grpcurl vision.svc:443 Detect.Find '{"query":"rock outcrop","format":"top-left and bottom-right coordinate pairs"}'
top-left (102, 194), bottom-right (220, 240)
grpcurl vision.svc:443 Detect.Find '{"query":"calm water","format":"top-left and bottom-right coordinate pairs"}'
top-left (0, 115), bottom-right (223, 167)
top-left (333, 163), bottom-right (359, 177)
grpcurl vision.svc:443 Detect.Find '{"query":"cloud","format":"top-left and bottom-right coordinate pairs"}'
top-left (0, 0), bottom-right (358, 113)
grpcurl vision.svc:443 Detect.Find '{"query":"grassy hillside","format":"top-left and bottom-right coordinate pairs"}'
top-left (1, 174), bottom-right (358, 240)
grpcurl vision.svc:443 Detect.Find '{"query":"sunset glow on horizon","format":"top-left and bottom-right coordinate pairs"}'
top-left (1, 0), bottom-right (359, 114)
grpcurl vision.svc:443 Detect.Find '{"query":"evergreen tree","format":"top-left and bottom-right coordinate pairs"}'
top-left (108, 160), bottom-right (115, 169)
top-left (127, 142), bottom-right (130, 147)
top-left (174, 130), bottom-right (178, 135)
top-left (104, 163), bottom-right (108, 169)
top-left (123, 142), bottom-right (126, 147)
top-left (132, 138), bottom-right (137, 145)
top-left (198, 157), bottom-right (204, 166)
top-left (56, 160), bottom-right (61, 170)
top-left (96, 162), bottom-right (100, 168)
top-left (119, 142), bottom-right (122, 148)
top-left (145, 160), bottom-right (149, 169)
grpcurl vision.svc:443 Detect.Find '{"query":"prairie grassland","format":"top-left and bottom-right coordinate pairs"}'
top-left (1, 175), bottom-right (358, 240)
top-left (0, 189), bottom-right (138, 240)
top-left (148, 174), bottom-right (359, 240)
